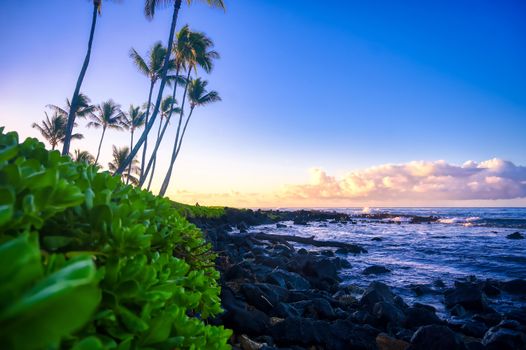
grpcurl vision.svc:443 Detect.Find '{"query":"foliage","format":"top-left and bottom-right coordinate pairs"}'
top-left (0, 128), bottom-right (231, 349)
top-left (32, 112), bottom-right (84, 150)
top-left (171, 202), bottom-right (225, 219)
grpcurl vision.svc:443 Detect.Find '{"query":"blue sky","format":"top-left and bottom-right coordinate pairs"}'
top-left (1, 0), bottom-right (525, 206)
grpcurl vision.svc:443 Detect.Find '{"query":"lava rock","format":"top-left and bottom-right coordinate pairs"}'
top-left (409, 325), bottom-right (467, 350)
top-left (361, 282), bottom-right (396, 310)
top-left (265, 269), bottom-right (311, 290)
top-left (376, 333), bottom-right (410, 350)
top-left (221, 288), bottom-right (270, 335)
top-left (362, 265), bottom-right (391, 275)
top-left (373, 301), bottom-right (407, 327)
top-left (501, 279), bottom-right (526, 294)
top-left (506, 232), bottom-right (525, 240)
top-left (444, 284), bottom-right (488, 312)
top-left (405, 307), bottom-right (441, 328)
top-left (482, 322), bottom-right (526, 350)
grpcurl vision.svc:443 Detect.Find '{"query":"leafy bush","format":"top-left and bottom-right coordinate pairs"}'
top-left (0, 128), bottom-right (231, 349)
top-left (171, 202), bottom-right (225, 219)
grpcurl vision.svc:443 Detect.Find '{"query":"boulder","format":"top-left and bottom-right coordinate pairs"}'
top-left (241, 283), bottom-right (289, 312)
top-left (265, 269), bottom-right (311, 290)
top-left (501, 279), bottom-right (526, 294)
top-left (361, 282), bottom-right (396, 310)
top-left (444, 284), bottom-right (488, 312)
top-left (460, 320), bottom-right (488, 338)
top-left (276, 223), bottom-right (287, 228)
top-left (482, 322), bottom-right (526, 350)
top-left (373, 301), bottom-right (407, 327)
top-left (376, 333), bottom-right (410, 350)
top-left (221, 288), bottom-right (270, 335)
top-left (405, 307), bottom-right (441, 328)
top-left (409, 325), bottom-right (467, 350)
top-left (506, 232), bottom-right (525, 239)
top-left (363, 265), bottom-right (391, 275)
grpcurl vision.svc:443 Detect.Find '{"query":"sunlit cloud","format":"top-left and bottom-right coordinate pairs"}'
top-left (168, 158), bottom-right (526, 207)
top-left (282, 158), bottom-right (526, 202)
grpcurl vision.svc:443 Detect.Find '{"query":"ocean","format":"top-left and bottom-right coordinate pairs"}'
top-left (250, 207), bottom-right (526, 315)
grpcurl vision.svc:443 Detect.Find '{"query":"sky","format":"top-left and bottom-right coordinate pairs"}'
top-left (1, 0), bottom-right (525, 207)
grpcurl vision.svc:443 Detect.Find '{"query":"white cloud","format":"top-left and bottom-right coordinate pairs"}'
top-left (282, 158), bottom-right (526, 202)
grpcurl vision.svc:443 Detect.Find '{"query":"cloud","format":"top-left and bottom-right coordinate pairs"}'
top-left (281, 158), bottom-right (526, 202)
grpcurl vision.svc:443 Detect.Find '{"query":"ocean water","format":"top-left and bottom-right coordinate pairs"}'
top-left (250, 208), bottom-right (526, 315)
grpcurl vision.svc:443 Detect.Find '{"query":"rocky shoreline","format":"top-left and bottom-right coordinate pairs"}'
top-left (192, 209), bottom-right (526, 350)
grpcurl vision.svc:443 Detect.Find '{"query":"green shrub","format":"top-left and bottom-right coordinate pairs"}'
top-left (171, 202), bottom-right (225, 219)
top-left (0, 128), bottom-right (231, 349)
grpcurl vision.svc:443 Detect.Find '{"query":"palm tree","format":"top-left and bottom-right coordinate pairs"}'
top-left (87, 100), bottom-right (125, 164)
top-left (145, 95), bottom-right (180, 190)
top-left (158, 78), bottom-right (220, 196)
top-left (62, 0), bottom-right (119, 156)
top-left (129, 42), bottom-right (174, 179)
top-left (122, 105), bottom-right (145, 184)
top-left (32, 112), bottom-right (83, 150)
top-left (108, 146), bottom-right (140, 185)
top-left (48, 93), bottom-right (94, 120)
top-left (72, 149), bottom-right (95, 164)
top-left (139, 27), bottom-right (217, 187)
top-left (115, 0), bottom-right (225, 175)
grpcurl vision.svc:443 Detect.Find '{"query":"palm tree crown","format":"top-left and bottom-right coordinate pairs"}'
top-left (72, 149), bottom-right (95, 164)
top-left (144, 0), bottom-right (225, 19)
top-left (32, 112), bottom-right (83, 150)
top-left (130, 42), bottom-right (174, 84)
top-left (187, 77), bottom-right (221, 108)
top-left (108, 146), bottom-right (140, 185)
top-left (87, 100), bottom-right (125, 130)
top-left (48, 93), bottom-right (94, 120)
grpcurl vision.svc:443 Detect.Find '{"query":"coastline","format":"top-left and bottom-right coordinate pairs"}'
top-left (191, 208), bottom-right (526, 350)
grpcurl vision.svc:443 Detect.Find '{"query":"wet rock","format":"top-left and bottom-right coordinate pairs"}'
top-left (224, 263), bottom-right (253, 281)
top-left (460, 320), bottom-right (489, 338)
top-left (482, 321), bottom-right (526, 350)
top-left (444, 284), bottom-right (488, 312)
top-left (361, 282), bottom-right (396, 310)
top-left (501, 279), bottom-right (526, 294)
top-left (405, 307), bottom-right (442, 328)
top-left (376, 333), bottom-right (410, 350)
top-left (221, 288), bottom-right (270, 335)
top-left (293, 217), bottom-right (309, 225)
top-left (450, 304), bottom-right (467, 317)
top-left (473, 312), bottom-right (502, 327)
top-left (276, 223), bottom-right (287, 228)
top-left (409, 325), bottom-right (467, 350)
top-left (362, 265), bottom-right (391, 275)
top-left (238, 222), bottom-right (249, 233)
top-left (291, 298), bottom-right (336, 320)
top-left (506, 307), bottom-right (526, 325)
top-left (270, 317), bottom-right (378, 349)
top-left (241, 283), bottom-right (289, 312)
top-left (413, 303), bottom-right (436, 313)
top-left (265, 269), bottom-right (311, 290)
top-left (410, 284), bottom-right (438, 296)
top-left (239, 334), bottom-right (267, 350)
top-left (482, 280), bottom-right (501, 297)
top-left (271, 302), bottom-right (301, 319)
top-left (372, 237), bottom-right (383, 241)
top-left (373, 301), bottom-right (407, 327)
top-left (506, 232), bottom-right (525, 239)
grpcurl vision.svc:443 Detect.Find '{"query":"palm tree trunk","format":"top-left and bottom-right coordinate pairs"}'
top-left (115, 0), bottom-right (182, 175)
top-left (138, 65), bottom-right (182, 187)
top-left (145, 116), bottom-right (164, 190)
top-left (140, 80), bottom-right (155, 182)
top-left (126, 130), bottom-right (134, 185)
top-left (159, 68), bottom-right (192, 196)
top-left (62, 3), bottom-right (98, 156)
top-left (158, 106), bottom-right (194, 197)
top-left (95, 127), bottom-right (106, 165)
